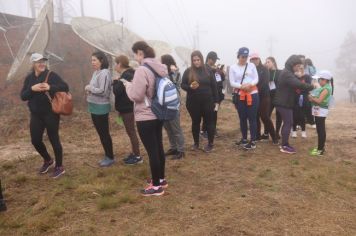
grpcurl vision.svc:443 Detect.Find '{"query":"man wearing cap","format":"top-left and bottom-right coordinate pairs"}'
top-left (201, 51), bottom-right (224, 138)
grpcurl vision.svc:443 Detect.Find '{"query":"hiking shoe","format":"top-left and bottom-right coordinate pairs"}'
top-left (171, 152), bottom-right (185, 160)
top-left (280, 145), bottom-right (297, 154)
top-left (191, 144), bottom-right (199, 151)
top-left (51, 166), bottom-right (65, 179)
top-left (260, 134), bottom-right (269, 141)
top-left (141, 184), bottom-right (164, 196)
top-left (243, 141), bottom-right (256, 150)
top-left (301, 131), bottom-right (307, 138)
top-left (123, 153), bottom-right (134, 162)
top-left (235, 139), bottom-right (248, 146)
top-left (310, 149), bottom-right (324, 156)
top-left (0, 199), bottom-right (6, 212)
top-left (39, 159), bottom-right (54, 174)
top-left (99, 157), bottom-right (115, 167)
top-left (203, 144), bottom-right (214, 153)
top-left (125, 155), bottom-right (143, 165)
top-left (310, 147), bottom-right (324, 156)
top-left (291, 131), bottom-right (297, 138)
top-left (146, 179), bottom-right (168, 189)
top-left (165, 149), bottom-right (178, 156)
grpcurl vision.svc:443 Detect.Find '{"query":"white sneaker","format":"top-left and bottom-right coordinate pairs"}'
top-left (301, 131), bottom-right (307, 138)
top-left (291, 131), bottom-right (297, 138)
top-left (311, 124), bottom-right (316, 129)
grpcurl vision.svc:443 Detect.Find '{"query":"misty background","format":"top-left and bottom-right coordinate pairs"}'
top-left (1, 0), bottom-right (355, 86)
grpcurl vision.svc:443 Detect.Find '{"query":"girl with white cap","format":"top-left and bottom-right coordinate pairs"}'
top-left (308, 70), bottom-right (334, 156)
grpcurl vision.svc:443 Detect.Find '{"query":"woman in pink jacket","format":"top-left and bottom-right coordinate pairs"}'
top-left (123, 41), bottom-right (168, 196)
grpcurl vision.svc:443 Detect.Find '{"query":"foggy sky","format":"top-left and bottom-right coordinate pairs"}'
top-left (1, 0), bottom-right (355, 71)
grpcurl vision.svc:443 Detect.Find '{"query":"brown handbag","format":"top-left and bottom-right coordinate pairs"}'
top-left (45, 71), bottom-right (73, 115)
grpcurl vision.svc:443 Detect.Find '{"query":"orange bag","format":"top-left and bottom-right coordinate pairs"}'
top-left (45, 71), bottom-right (73, 115)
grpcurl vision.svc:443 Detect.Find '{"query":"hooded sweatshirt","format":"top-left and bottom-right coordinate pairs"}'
top-left (125, 58), bottom-right (168, 121)
top-left (113, 68), bottom-right (135, 113)
top-left (274, 55), bottom-right (314, 109)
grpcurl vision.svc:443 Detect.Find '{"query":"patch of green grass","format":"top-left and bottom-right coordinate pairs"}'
top-left (97, 196), bottom-right (120, 210)
top-left (2, 163), bottom-right (14, 170)
top-left (291, 159), bottom-right (300, 165)
top-left (258, 168), bottom-right (272, 178)
top-left (13, 174), bottom-right (28, 185)
top-left (48, 203), bottom-right (66, 217)
top-left (118, 193), bottom-right (137, 204)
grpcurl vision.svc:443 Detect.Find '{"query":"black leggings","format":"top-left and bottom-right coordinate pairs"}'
top-left (136, 120), bottom-right (165, 186)
top-left (91, 113), bottom-right (114, 159)
top-left (30, 112), bottom-right (63, 167)
top-left (186, 95), bottom-right (215, 145)
top-left (257, 95), bottom-right (276, 140)
top-left (0, 180), bottom-right (3, 199)
top-left (315, 116), bottom-right (326, 150)
top-left (269, 91), bottom-right (282, 138)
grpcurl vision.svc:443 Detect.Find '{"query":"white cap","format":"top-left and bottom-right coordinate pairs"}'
top-left (312, 70), bottom-right (333, 80)
top-left (30, 53), bottom-right (48, 63)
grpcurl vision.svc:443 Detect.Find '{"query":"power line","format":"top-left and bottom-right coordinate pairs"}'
top-left (166, 1), bottom-right (191, 47)
top-left (139, 0), bottom-right (173, 45)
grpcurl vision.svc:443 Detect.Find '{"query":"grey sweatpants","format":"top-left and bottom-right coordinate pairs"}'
top-left (163, 112), bottom-right (185, 152)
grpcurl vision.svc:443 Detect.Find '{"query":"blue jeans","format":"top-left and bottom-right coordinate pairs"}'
top-left (236, 93), bottom-right (260, 141)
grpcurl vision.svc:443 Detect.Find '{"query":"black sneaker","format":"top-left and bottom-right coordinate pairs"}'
top-left (39, 159), bottom-right (54, 174)
top-left (272, 139), bottom-right (279, 145)
top-left (165, 149), bottom-right (178, 156)
top-left (260, 134), bottom-right (269, 141)
top-left (0, 199), bottom-right (6, 212)
top-left (235, 139), bottom-right (248, 146)
top-left (125, 155), bottom-right (143, 165)
top-left (171, 152), bottom-right (185, 160)
top-left (203, 144), bottom-right (214, 153)
top-left (123, 153), bottom-right (134, 162)
top-left (243, 141), bottom-right (256, 150)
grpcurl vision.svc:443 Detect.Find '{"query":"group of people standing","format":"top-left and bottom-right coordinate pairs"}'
top-left (0, 41), bottom-right (334, 205)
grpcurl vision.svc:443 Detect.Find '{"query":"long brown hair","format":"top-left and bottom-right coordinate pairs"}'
top-left (189, 50), bottom-right (205, 83)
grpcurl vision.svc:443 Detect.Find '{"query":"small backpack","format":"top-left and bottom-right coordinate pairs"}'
top-left (144, 64), bottom-right (180, 121)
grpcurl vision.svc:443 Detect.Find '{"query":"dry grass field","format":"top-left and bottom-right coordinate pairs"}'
top-left (0, 99), bottom-right (355, 235)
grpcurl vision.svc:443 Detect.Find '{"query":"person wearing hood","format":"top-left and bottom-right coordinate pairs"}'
top-left (181, 50), bottom-right (219, 153)
top-left (123, 41), bottom-right (168, 196)
top-left (250, 53), bottom-right (277, 144)
top-left (85, 51), bottom-right (114, 167)
top-left (229, 47), bottom-right (259, 150)
top-left (21, 53), bottom-right (69, 178)
top-left (113, 55), bottom-right (141, 165)
top-left (274, 55), bottom-right (315, 154)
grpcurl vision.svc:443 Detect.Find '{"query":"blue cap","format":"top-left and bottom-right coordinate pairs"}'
top-left (237, 47), bottom-right (249, 57)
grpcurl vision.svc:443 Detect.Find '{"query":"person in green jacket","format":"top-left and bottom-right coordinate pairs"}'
top-left (308, 70), bottom-right (334, 156)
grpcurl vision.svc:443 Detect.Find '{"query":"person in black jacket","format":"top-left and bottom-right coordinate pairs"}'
top-left (181, 50), bottom-right (219, 153)
top-left (265, 57), bottom-right (282, 139)
top-left (0, 180), bottom-right (6, 212)
top-left (113, 55), bottom-right (142, 165)
top-left (20, 53), bottom-right (69, 178)
top-left (250, 53), bottom-right (277, 144)
top-left (274, 55), bottom-right (315, 154)
top-left (201, 51), bottom-right (225, 138)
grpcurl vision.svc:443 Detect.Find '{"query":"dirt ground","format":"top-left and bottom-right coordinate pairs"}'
top-left (0, 99), bottom-right (355, 236)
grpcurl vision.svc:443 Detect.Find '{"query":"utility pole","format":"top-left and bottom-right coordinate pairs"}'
top-left (80, 0), bottom-right (85, 17)
top-left (57, 0), bottom-right (64, 23)
top-left (29, 0), bottom-right (40, 18)
top-left (109, 0), bottom-right (115, 22)
top-left (193, 23), bottom-right (207, 50)
top-left (267, 36), bottom-right (278, 56)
